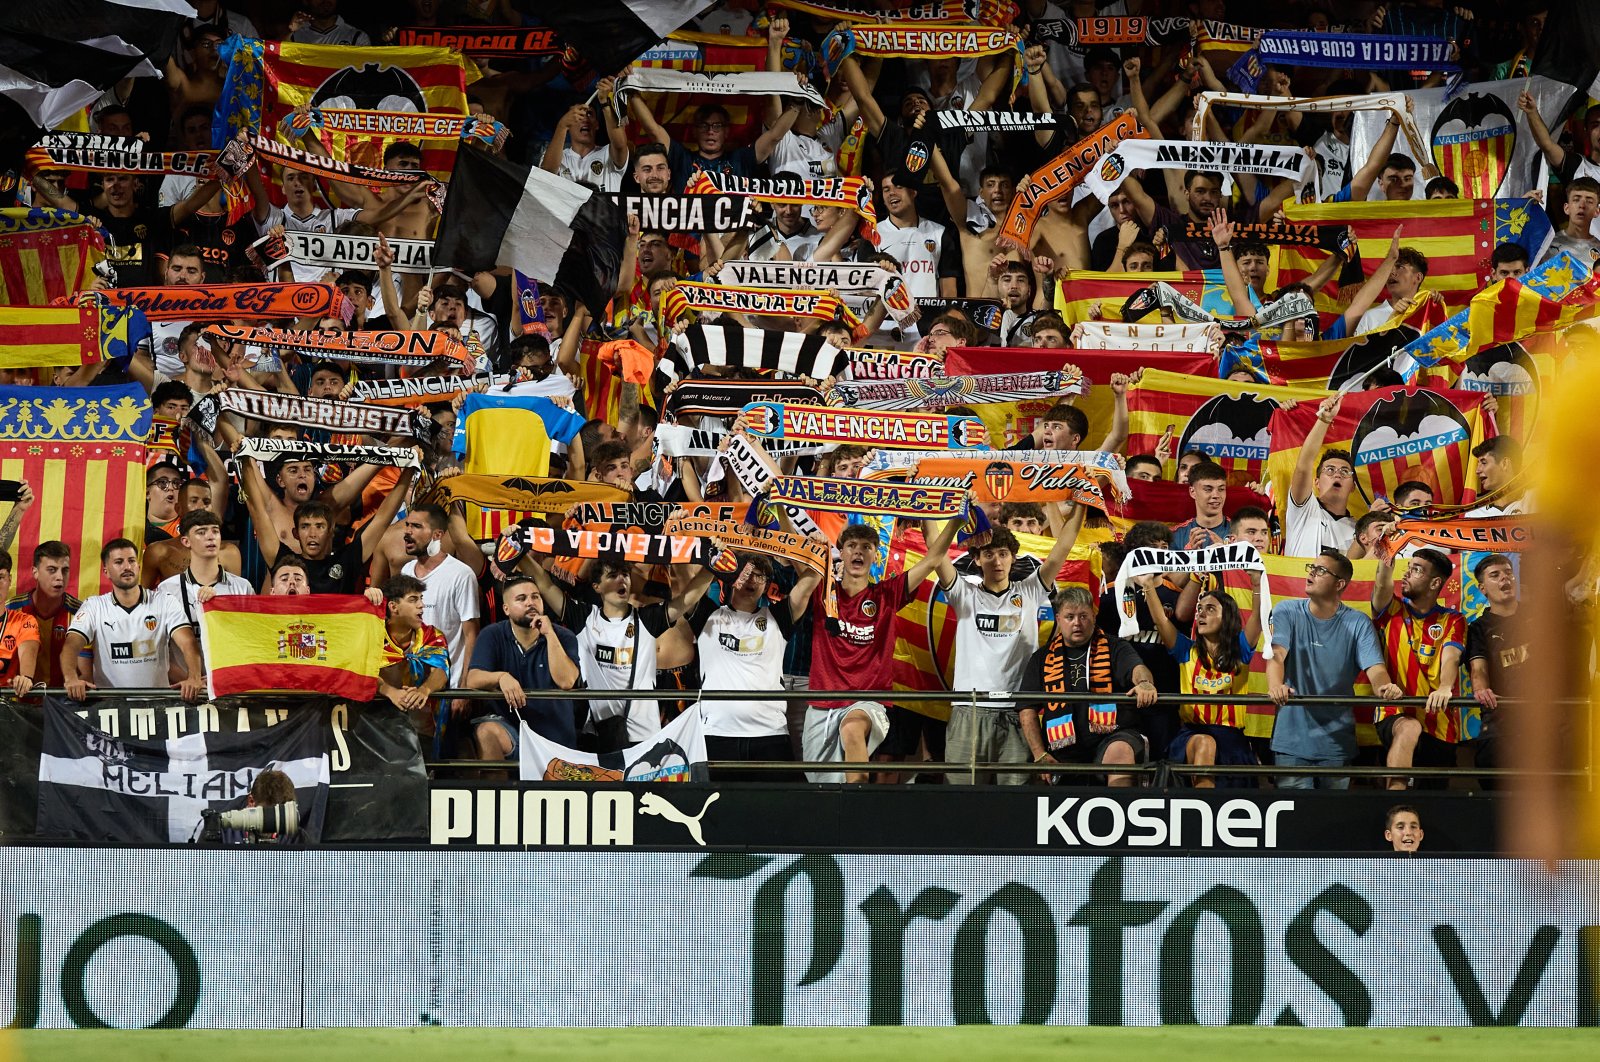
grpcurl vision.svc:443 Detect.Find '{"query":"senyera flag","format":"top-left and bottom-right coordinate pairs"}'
top-left (201, 594), bottom-right (386, 701)
top-left (1126, 368), bottom-right (1330, 482)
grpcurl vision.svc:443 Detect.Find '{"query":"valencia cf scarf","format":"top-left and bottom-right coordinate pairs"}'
top-left (1374, 515), bottom-right (1533, 563)
top-left (768, 476), bottom-right (968, 520)
top-left (997, 112), bottom-right (1145, 251)
top-left (825, 370), bottom-right (1086, 412)
top-left (840, 347), bottom-right (942, 380)
top-left (685, 172), bottom-right (881, 245)
top-left (863, 447), bottom-right (1130, 496)
top-left (247, 132), bottom-right (432, 187)
top-left (103, 283), bottom-right (349, 322)
top-left (498, 522), bottom-right (706, 567)
top-left (1190, 92), bottom-right (1425, 161)
top-left (737, 402), bottom-right (990, 450)
top-left (392, 26), bottom-right (562, 56)
top-left (203, 324), bottom-right (471, 369)
top-left (771, 0), bottom-right (1019, 25)
top-left (422, 474), bottom-right (629, 515)
top-left (662, 379), bottom-right (825, 422)
top-left (288, 107), bottom-right (507, 150)
top-left (269, 230), bottom-right (437, 276)
top-left (561, 500), bottom-right (742, 532)
top-left (192, 390), bottom-right (435, 444)
top-left (719, 434), bottom-right (823, 540)
top-left (1180, 220), bottom-right (1321, 246)
top-left (911, 457), bottom-right (1123, 512)
top-left (663, 515), bottom-right (832, 579)
top-left (936, 110), bottom-right (1059, 132)
top-left (719, 260), bottom-right (893, 293)
top-left (351, 372), bottom-right (517, 406)
top-left (1039, 629), bottom-right (1117, 750)
top-left (819, 23), bottom-right (1026, 86)
top-left (674, 281), bottom-right (858, 324)
top-left (1113, 543), bottom-right (1272, 657)
top-left (233, 436), bottom-right (422, 471)
top-left (26, 133), bottom-right (217, 177)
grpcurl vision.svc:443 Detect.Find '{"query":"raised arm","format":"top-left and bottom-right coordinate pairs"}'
top-left (1338, 226), bottom-right (1403, 336)
top-left (1371, 553), bottom-right (1395, 615)
top-left (907, 515), bottom-right (961, 589)
top-left (838, 54), bottom-right (886, 137)
top-left (628, 94), bottom-right (672, 149)
top-left (1518, 90), bottom-right (1567, 171)
top-left (1347, 118), bottom-right (1400, 201)
top-left (1291, 393), bottom-right (1342, 507)
top-left (357, 465), bottom-right (418, 560)
top-left (1141, 576), bottom-right (1180, 649)
top-left (1095, 373), bottom-right (1132, 453)
top-left (1209, 209), bottom-right (1256, 314)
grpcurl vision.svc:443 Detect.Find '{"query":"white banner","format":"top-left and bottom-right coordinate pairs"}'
top-left (0, 848), bottom-right (1592, 1027)
top-left (1070, 320), bottom-right (1222, 352)
top-left (1084, 140), bottom-right (1311, 202)
top-left (518, 706), bottom-right (709, 783)
top-left (280, 230), bottom-right (435, 275)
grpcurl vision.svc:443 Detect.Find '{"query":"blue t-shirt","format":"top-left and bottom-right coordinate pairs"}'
top-left (1268, 598), bottom-right (1385, 760)
top-left (468, 619), bottom-right (582, 744)
top-left (668, 142), bottom-right (759, 193)
top-left (1169, 519), bottom-right (1228, 549)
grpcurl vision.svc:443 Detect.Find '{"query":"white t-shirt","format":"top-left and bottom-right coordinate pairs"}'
top-left (576, 605), bottom-right (662, 741)
top-left (1355, 301), bottom-right (1397, 335)
top-left (690, 600), bottom-right (791, 738)
top-left (943, 571), bottom-right (1054, 704)
top-left (876, 216), bottom-right (955, 299)
top-left (67, 590), bottom-right (192, 689)
top-left (401, 554), bottom-right (481, 684)
top-left (1283, 491), bottom-right (1357, 558)
top-left (558, 145), bottom-right (625, 193)
top-left (148, 318), bottom-right (192, 378)
top-left (263, 204), bottom-right (362, 283)
top-left (746, 223), bottom-right (822, 263)
top-left (157, 568), bottom-right (254, 630)
top-left (767, 131), bottom-right (834, 181)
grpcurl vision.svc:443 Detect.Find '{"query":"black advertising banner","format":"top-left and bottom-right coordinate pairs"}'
top-left (427, 784), bottom-right (1500, 855)
top-left (321, 699), bottom-right (430, 843)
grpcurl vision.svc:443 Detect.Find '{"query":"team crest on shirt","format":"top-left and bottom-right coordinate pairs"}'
top-left (625, 622), bottom-right (636, 639)
top-left (1428, 623), bottom-right (1444, 639)
top-left (143, 615), bottom-right (158, 632)
top-left (1011, 594), bottom-right (1022, 608)
top-left (591, 160), bottom-right (604, 175)
top-left (923, 239), bottom-right (936, 253)
top-left (755, 613), bottom-right (768, 631)
top-left (861, 599), bottom-right (878, 618)
top-left (906, 143), bottom-right (930, 172)
top-left (133, 224), bottom-right (148, 240)
top-left (328, 564), bottom-right (345, 581)
top-left (1, 635), bottom-right (12, 650)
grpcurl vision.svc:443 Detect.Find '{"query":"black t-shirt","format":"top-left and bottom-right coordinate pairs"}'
top-left (100, 206), bottom-right (175, 287)
top-left (291, 536), bottom-right (366, 595)
top-left (1465, 609), bottom-right (1530, 694)
top-left (1098, 582), bottom-right (1183, 693)
top-left (1021, 634), bottom-right (1143, 727)
top-left (178, 207), bottom-right (258, 283)
top-left (558, 584), bottom-right (673, 641)
top-left (874, 122), bottom-right (967, 191)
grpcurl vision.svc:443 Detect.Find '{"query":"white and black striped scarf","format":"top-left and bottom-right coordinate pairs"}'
top-left (660, 325), bottom-right (844, 385)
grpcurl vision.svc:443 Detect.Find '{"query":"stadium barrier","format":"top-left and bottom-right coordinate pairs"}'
top-left (0, 846), bottom-right (1594, 1029)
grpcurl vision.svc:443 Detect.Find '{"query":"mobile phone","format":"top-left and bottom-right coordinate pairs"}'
top-left (0, 482), bottom-right (20, 503)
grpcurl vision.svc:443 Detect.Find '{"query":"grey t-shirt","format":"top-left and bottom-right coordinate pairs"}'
top-left (1269, 598), bottom-right (1385, 761)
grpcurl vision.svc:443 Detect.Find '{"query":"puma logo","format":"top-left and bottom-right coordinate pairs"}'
top-left (638, 791), bottom-right (719, 846)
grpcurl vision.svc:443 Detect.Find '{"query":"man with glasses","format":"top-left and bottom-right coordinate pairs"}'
top-left (1267, 548), bottom-right (1404, 788)
top-left (1283, 394), bottom-right (1358, 557)
top-left (145, 463), bottom-right (187, 544)
top-left (630, 103), bottom-right (762, 193)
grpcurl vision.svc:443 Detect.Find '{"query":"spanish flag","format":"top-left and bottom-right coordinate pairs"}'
top-left (202, 595), bottom-right (385, 702)
top-left (1283, 197), bottom-right (1496, 308)
top-left (1264, 384), bottom-right (1496, 517)
top-left (1220, 554), bottom-right (1380, 743)
top-left (1055, 269), bottom-right (1236, 325)
top-left (888, 525), bottom-right (1102, 721)
top-left (1127, 369), bottom-right (1331, 481)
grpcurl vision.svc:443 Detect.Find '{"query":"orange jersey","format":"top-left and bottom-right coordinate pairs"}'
top-left (1375, 598), bottom-right (1467, 741)
top-left (6, 593), bottom-right (77, 686)
top-left (0, 608), bottom-right (40, 679)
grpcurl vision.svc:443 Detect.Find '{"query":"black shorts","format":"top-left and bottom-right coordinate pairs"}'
top-left (878, 704), bottom-right (946, 761)
top-left (704, 733), bottom-right (801, 783)
top-left (1053, 727), bottom-right (1147, 784)
top-left (1377, 714), bottom-right (1455, 788)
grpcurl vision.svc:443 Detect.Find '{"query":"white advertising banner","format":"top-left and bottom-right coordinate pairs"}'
top-left (0, 848), bottom-right (1593, 1028)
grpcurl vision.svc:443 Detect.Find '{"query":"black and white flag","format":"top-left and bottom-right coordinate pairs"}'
top-left (433, 146), bottom-right (627, 317)
top-left (539, 0), bottom-right (715, 80)
top-left (36, 698), bottom-right (330, 844)
top-left (661, 325), bottom-right (844, 385)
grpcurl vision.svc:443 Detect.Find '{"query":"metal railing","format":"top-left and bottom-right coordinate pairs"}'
top-left (39, 686), bottom-right (1586, 788)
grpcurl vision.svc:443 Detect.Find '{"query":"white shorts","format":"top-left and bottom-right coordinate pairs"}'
top-left (801, 701), bottom-right (890, 783)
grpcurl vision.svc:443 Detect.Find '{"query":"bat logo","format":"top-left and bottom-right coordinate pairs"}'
top-left (1099, 152), bottom-right (1127, 183)
top-left (1120, 285), bottom-right (1162, 322)
top-left (953, 417), bottom-right (989, 448)
top-left (1430, 91), bottom-right (1517, 199)
top-left (984, 460), bottom-right (1016, 501)
top-left (1460, 341), bottom-right (1537, 397)
top-left (1350, 388), bottom-right (1471, 501)
top-left (310, 63), bottom-right (427, 114)
top-left (905, 141), bottom-right (930, 173)
top-left (1178, 393), bottom-right (1281, 464)
top-left (1328, 325), bottom-right (1421, 391)
top-left (740, 403), bottom-right (780, 435)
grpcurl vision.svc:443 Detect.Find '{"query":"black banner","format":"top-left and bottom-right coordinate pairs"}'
top-left (0, 696), bottom-right (426, 844)
top-left (428, 784), bottom-right (1500, 855)
top-left (603, 193), bottom-right (764, 233)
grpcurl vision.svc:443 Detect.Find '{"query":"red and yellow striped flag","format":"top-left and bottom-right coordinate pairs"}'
top-left (0, 304), bottom-right (99, 368)
top-left (261, 41), bottom-right (479, 185)
top-left (0, 209), bottom-right (105, 305)
top-left (1283, 198), bottom-right (1495, 308)
top-left (1127, 369), bottom-right (1330, 481)
top-left (1056, 269), bottom-right (1236, 325)
top-left (1265, 384), bottom-right (1496, 518)
top-left (0, 383), bottom-right (148, 600)
top-left (889, 526), bottom-right (1103, 721)
top-left (631, 33), bottom-right (770, 152)
top-left (1460, 260), bottom-right (1600, 356)
top-left (202, 594), bottom-right (385, 701)
top-left (1257, 295), bottom-right (1449, 388)
top-left (1220, 554), bottom-right (1381, 743)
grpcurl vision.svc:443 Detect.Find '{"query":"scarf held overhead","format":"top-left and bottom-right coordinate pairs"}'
top-left (203, 324), bottom-right (470, 369)
top-left (997, 112), bottom-right (1145, 251)
top-left (102, 283), bottom-right (348, 322)
top-left (911, 457), bottom-right (1125, 511)
top-left (1375, 515), bottom-right (1534, 562)
top-left (674, 281), bottom-right (855, 323)
top-left (768, 476), bottom-right (969, 519)
top-left (26, 133), bottom-right (216, 177)
top-left (663, 379), bottom-right (824, 422)
top-left (1114, 543), bottom-right (1272, 656)
top-left (273, 230), bottom-right (435, 275)
top-left (194, 390), bottom-right (433, 443)
top-left (422, 475), bottom-right (629, 515)
top-left (501, 524), bottom-right (705, 566)
top-left (826, 370), bottom-right (1086, 411)
top-left (739, 402), bottom-right (990, 450)
top-left (232, 436), bottom-right (421, 470)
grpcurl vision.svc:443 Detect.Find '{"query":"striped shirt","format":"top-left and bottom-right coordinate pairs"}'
top-left (1171, 631), bottom-right (1254, 729)
top-left (1375, 598), bottom-right (1466, 741)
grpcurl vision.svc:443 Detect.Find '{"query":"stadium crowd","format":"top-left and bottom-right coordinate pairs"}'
top-left (0, 0), bottom-right (1588, 789)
